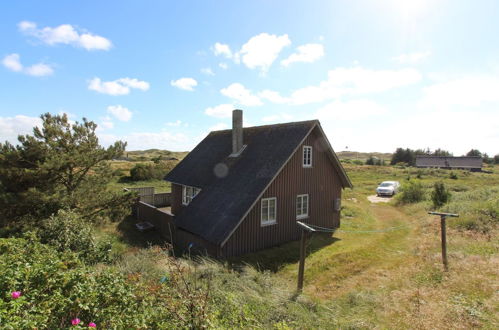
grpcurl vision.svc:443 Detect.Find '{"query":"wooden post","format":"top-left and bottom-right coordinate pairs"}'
top-left (297, 229), bottom-right (307, 292)
top-left (440, 215), bottom-right (448, 271)
top-left (428, 212), bottom-right (458, 272)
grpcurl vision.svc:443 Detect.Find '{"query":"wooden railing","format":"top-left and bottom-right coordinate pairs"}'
top-left (125, 187), bottom-right (171, 207)
top-left (136, 201), bottom-right (175, 240)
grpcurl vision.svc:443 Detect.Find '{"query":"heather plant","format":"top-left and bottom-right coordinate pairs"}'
top-left (431, 182), bottom-right (451, 209)
top-left (396, 180), bottom-right (425, 204)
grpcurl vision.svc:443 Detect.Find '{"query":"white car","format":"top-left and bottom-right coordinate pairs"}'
top-left (376, 181), bottom-right (400, 197)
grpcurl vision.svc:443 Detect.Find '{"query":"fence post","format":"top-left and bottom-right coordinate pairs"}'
top-left (428, 212), bottom-right (458, 271)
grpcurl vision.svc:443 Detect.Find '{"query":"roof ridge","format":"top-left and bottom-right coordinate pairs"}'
top-left (416, 155), bottom-right (482, 158)
top-left (210, 119), bottom-right (319, 133)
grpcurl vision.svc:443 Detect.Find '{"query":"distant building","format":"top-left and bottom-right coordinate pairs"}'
top-left (415, 156), bottom-right (482, 171)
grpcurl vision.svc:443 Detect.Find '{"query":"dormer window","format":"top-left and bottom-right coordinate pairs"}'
top-left (303, 146), bottom-right (312, 167)
top-left (182, 185), bottom-right (201, 205)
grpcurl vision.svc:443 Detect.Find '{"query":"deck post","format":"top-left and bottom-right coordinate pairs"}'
top-left (297, 229), bottom-right (307, 292)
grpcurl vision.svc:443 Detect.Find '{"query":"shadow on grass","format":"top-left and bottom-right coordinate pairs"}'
top-left (228, 232), bottom-right (340, 272)
top-left (116, 215), bottom-right (165, 248)
top-left (117, 176), bottom-right (133, 184)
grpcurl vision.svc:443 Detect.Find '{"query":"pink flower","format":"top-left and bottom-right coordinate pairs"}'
top-left (71, 318), bottom-right (81, 326)
top-left (88, 322), bottom-right (97, 328)
top-left (11, 291), bottom-right (21, 299)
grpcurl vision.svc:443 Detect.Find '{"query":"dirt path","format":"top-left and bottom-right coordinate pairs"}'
top-left (297, 202), bottom-right (417, 300)
top-left (367, 194), bottom-right (393, 203)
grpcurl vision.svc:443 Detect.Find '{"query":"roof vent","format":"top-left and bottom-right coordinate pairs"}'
top-left (230, 109), bottom-right (245, 157)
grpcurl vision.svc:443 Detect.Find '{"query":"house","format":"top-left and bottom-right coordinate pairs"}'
top-left (163, 110), bottom-right (352, 257)
top-left (415, 156), bottom-right (482, 171)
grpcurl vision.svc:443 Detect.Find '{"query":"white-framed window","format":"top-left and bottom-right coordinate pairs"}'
top-left (296, 194), bottom-right (309, 219)
top-left (303, 146), bottom-right (312, 167)
top-left (182, 185), bottom-right (201, 205)
top-left (261, 197), bottom-right (277, 226)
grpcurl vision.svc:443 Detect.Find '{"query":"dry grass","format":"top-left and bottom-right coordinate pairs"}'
top-left (104, 163), bottom-right (498, 328)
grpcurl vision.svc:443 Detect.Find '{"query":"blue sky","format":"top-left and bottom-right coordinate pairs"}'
top-left (1, 0), bottom-right (498, 155)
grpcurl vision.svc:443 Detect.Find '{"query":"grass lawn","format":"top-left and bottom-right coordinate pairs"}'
top-left (230, 164), bottom-right (499, 328)
top-left (105, 163), bottom-right (498, 328)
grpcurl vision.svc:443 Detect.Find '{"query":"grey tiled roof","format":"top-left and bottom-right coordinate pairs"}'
top-left (415, 156), bottom-right (482, 169)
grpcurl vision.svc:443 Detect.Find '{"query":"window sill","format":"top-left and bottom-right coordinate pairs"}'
top-left (261, 221), bottom-right (277, 227)
top-left (302, 165), bottom-right (313, 168)
top-left (296, 215), bottom-right (309, 220)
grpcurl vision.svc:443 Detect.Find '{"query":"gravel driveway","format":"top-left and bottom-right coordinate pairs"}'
top-left (367, 195), bottom-right (392, 203)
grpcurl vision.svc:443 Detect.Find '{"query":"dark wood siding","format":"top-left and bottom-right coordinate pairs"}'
top-left (222, 127), bottom-right (342, 257)
top-left (174, 229), bottom-right (220, 257)
top-left (171, 183), bottom-right (183, 215)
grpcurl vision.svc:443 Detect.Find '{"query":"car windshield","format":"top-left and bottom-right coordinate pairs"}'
top-left (380, 182), bottom-right (394, 187)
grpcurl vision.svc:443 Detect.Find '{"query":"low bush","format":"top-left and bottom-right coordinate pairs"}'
top-left (38, 210), bottom-right (111, 264)
top-left (0, 235), bottom-right (173, 328)
top-left (129, 162), bottom-right (176, 181)
top-left (431, 182), bottom-right (451, 209)
top-left (443, 187), bottom-right (499, 233)
top-left (396, 180), bottom-right (425, 204)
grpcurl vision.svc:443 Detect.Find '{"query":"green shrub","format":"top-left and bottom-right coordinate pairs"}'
top-left (38, 210), bottom-right (111, 264)
top-left (443, 187), bottom-right (499, 233)
top-left (397, 180), bottom-right (425, 204)
top-left (449, 172), bottom-right (458, 180)
top-left (431, 182), bottom-right (451, 209)
top-left (129, 162), bottom-right (175, 181)
top-left (0, 235), bottom-right (175, 329)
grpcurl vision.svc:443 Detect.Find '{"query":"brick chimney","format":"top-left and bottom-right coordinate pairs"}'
top-left (231, 109), bottom-right (243, 155)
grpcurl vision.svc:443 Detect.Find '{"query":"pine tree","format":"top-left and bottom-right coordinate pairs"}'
top-left (0, 113), bottom-right (134, 226)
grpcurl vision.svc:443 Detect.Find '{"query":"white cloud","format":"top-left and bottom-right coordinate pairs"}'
top-left (262, 113), bottom-right (293, 123)
top-left (24, 63), bottom-right (54, 76)
top-left (316, 99), bottom-right (388, 121)
top-left (204, 104), bottom-right (234, 118)
top-left (0, 115), bottom-right (42, 144)
top-left (420, 76), bottom-right (499, 109)
top-left (238, 33), bottom-right (291, 73)
top-left (2, 54), bottom-right (23, 72)
top-left (18, 21), bottom-right (112, 51)
top-left (88, 77), bottom-right (150, 95)
top-left (258, 90), bottom-right (290, 104)
top-left (209, 122), bottom-right (229, 131)
top-left (393, 51), bottom-right (431, 64)
top-left (389, 110), bottom-right (499, 156)
top-left (220, 83), bottom-right (263, 106)
top-left (98, 131), bottom-right (193, 151)
top-left (170, 77), bottom-right (198, 91)
top-left (166, 120), bottom-right (183, 127)
top-left (107, 105), bottom-right (133, 122)
top-left (212, 42), bottom-right (233, 58)
top-left (288, 66), bottom-right (422, 105)
top-left (117, 78), bottom-right (149, 91)
top-left (2, 53), bottom-right (54, 77)
top-left (201, 67), bottom-right (214, 76)
top-left (219, 62), bottom-right (228, 70)
top-left (99, 116), bottom-right (114, 130)
top-left (281, 43), bottom-right (324, 67)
